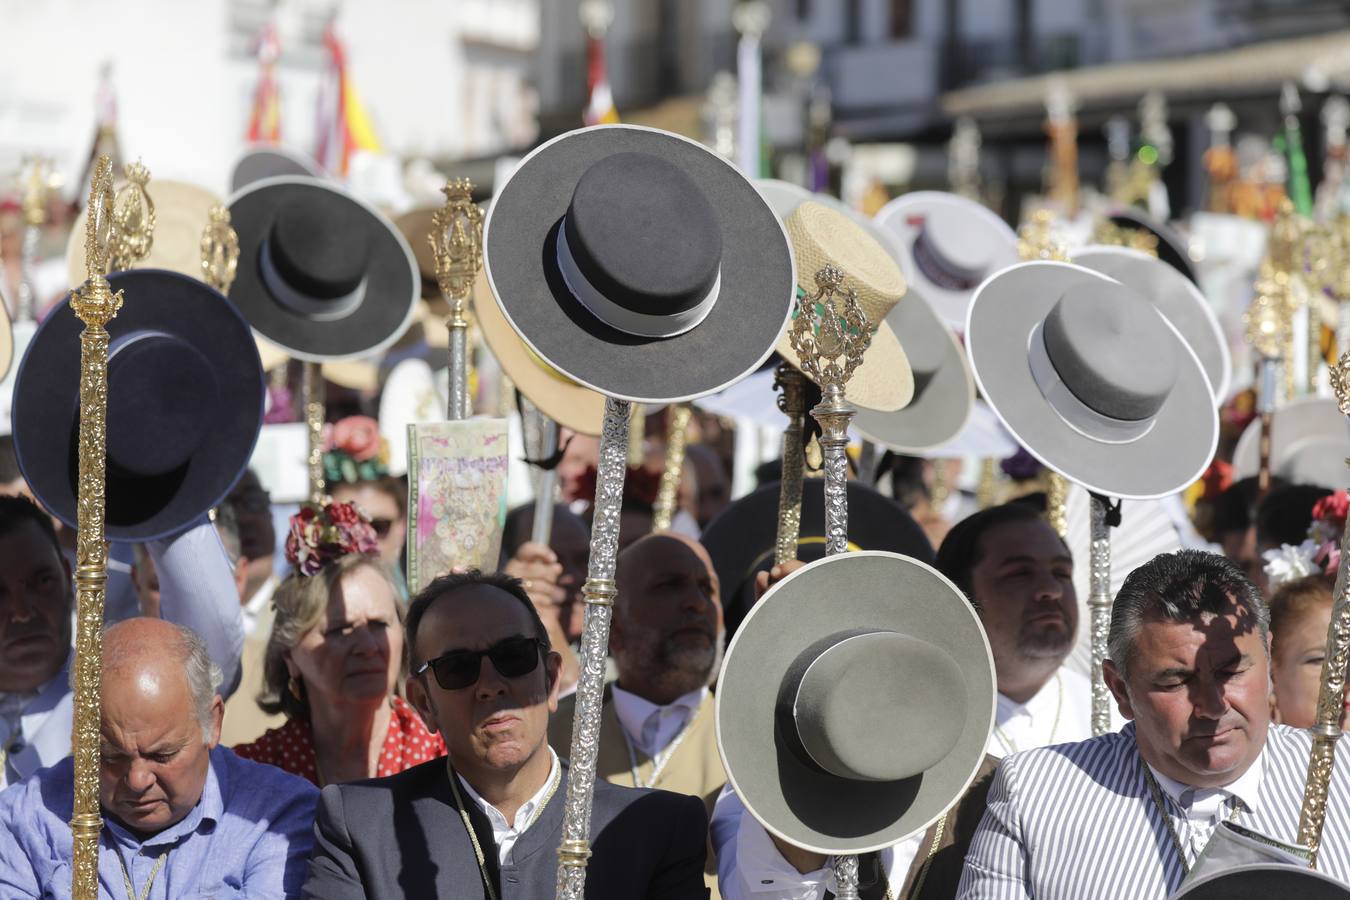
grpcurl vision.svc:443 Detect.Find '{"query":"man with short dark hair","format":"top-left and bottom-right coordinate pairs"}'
top-left (0, 495), bottom-right (243, 788)
top-left (958, 549), bottom-right (1350, 899)
top-left (0, 618), bottom-right (317, 898)
top-left (303, 569), bottom-right (711, 899)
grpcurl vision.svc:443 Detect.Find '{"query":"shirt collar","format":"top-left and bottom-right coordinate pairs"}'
top-left (1145, 745), bottom-right (1266, 815)
top-left (995, 671), bottom-right (1061, 724)
top-left (455, 748), bottom-right (561, 832)
top-left (104, 747), bottom-right (224, 851)
top-left (610, 684), bottom-right (708, 744)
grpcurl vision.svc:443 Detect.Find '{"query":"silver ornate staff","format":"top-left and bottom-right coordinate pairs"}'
top-left (556, 398), bottom-right (632, 899)
top-left (1088, 495), bottom-right (1116, 735)
top-left (519, 394), bottom-right (560, 547)
top-left (17, 157), bottom-right (51, 323)
top-left (787, 264), bottom-right (876, 899)
top-left (1297, 352), bottom-right (1350, 864)
top-left (773, 363), bottom-right (808, 566)
top-left (430, 178), bottom-right (484, 421)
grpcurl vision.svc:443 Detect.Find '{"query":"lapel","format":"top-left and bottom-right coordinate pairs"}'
top-left (502, 762), bottom-right (568, 869)
top-left (441, 763), bottom-right (503, 898)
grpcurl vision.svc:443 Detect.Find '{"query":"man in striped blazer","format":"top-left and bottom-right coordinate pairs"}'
top-left (958, 549), bottom-right (1350, 899)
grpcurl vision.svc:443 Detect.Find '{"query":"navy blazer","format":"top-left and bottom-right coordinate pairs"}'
top-left (304, 756), bottom-right (711, 899)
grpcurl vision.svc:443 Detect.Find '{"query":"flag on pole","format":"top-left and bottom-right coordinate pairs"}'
top-left (246, 23), bottom-right (283, 144)
top-left (315, 23), bottom-right (383, 177)
top-left (582, 30), bottom-right (620, 126)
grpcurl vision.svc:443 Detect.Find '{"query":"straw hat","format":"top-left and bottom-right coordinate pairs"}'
top-left (483, 124), bottom-right (794, 404)
top-left (716, 551), bottom-right (995, 854)
top-left (967, 261), bottom-right (1218, 500)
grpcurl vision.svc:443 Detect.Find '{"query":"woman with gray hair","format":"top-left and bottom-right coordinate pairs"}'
top-left (232, 500), bottom-right (444, 785)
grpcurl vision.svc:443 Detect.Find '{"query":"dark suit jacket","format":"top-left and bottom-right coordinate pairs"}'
top-left (303, 757), bottom-right (710, 900)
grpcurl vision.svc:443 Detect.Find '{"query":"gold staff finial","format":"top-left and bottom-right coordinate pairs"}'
top-left (788, 265), bottom-right (875, 389)
top-left (200, 205), bottom-right (240, 294)
top-left (22, 157), bottom-right (51, 228)
top-left (1016, 209), bottom-right (1069, 262)
top-left (107, 159), bottom-right (155, 273)
top-left (429, 177), bottom-right (484, 421)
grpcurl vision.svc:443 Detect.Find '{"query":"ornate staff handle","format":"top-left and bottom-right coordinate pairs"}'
top-left (1296, 352), bottom-right (1350, 863)
top-left (106, 161), bottom-right (155, 274)
top-left (788, 264), bottom-right (875, 900)
top-left (1087, 494), bottom-right (1118, 736)
top-left (303, 362), bottom-right (325, 503)
top-left (773, 364), bottom-right (808, 567)
top-left (69, 157), bottom-right (124, 899)
top-left (556, 398), bottom-right (632, 899)
top-left (652, 404), bottom-right (692, 532)
top-left (430, 178), bottom-right (484, 421)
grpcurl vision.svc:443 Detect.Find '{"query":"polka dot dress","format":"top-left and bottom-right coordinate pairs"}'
top-left (233, 695), bottom-right (446, 785)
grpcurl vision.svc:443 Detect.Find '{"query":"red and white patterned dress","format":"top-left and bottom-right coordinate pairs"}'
top-left (232, 695), bottom-right (445, 785)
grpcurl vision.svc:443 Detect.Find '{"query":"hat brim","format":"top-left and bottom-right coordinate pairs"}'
top-left (702, 479), bottom-right (934, 641)
top-left (1073, 245), bottom-right (1232, 402)
top-left (1172, 863), bottom-right (1350, 899)
top-left (13, 269), bottom-right (265, 541)
top-left (67, 180), bottom-right (222, 287)
top-left (0, 292), bottom-right (13, 383)
top-left (226, 177), bottom-right (419, 363)
top-left (716, 551), bottom-right (995, 854)
top-left (874, 192), bottom-right (1020, 330)
top-left (1233, 396), bottom-right (1350, 489)
top-left (483, 125), bottom-right (794, 404)
top-left (755, 180), bottom-right (913, 413)
top-left (967, 261), bottom-right (1218, 500)
top-left (474, 269), bottom-right (606, 435)
top-left (1107, 209), bottom-right (1198, 284)
top-left (230, 145), bottom-right (326, 194)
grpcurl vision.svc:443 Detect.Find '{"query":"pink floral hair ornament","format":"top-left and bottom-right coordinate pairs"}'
top-left (1263, 489), bottom-right (1348, 589)
top-left (284, 500), bottom-right (381, 577)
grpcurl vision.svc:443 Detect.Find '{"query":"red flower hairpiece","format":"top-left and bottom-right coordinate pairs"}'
top-left (284, 500), bottom-right (381, 576)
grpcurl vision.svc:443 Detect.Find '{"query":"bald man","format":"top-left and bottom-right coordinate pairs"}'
top-left (0, 619), bottom-right (317, 899)
top-left (548, 532), bottom-right (727, 897)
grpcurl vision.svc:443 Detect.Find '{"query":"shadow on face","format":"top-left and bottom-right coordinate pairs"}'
top-left (0, 521), bottom-right (73, 693)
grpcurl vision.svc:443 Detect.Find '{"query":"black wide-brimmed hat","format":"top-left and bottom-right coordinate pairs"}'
top-left (717, 551), bottom-right (995, 854)
top-left (1171, 863), bottom-right (1350, 899)
top-left (701, 479), bottom-right (934, 640)
top-left (967, 261), bottom-right (1218, 500)
top-left (1107, 208), bottom-right (1198, 284)
top-left (483, 125), bottom-right (794, 404)
top-left (14, 269), bottom-right (265, 541)
top-left (229, 144), bottom-right (326, 194)
top-left (226, 176), bottom-right (418, 362)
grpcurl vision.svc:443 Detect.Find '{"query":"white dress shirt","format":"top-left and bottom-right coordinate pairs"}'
top-left (611, 684), bottom-right (708, 759)
top-left (456, 749), bottom-right (562, 866)
top-left (987, 667), bottom-right (1100, 758)
top-left (1147, 757), bottom-right (1265, 866)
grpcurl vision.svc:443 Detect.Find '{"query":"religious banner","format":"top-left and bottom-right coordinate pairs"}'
top-left (405, 418), bottom-right (510, 594)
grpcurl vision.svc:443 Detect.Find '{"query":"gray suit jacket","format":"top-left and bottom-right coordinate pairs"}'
top-left (303, 757), bottom-right (711, 899)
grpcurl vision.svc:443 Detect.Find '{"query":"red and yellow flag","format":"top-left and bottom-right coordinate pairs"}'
top-left (315, 24), bottom-right (382, 177)
top-left (246, 23), bottom-right (283, 144)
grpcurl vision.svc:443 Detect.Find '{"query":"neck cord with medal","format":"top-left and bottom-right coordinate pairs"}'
top-left (619, 698), bottom-right (705, 789)
top-left (991, 672), bottom-right (1064, 757)
top-left (115, 843), bottom-right (169, 900)
top-left (447, 759), bottom-right (563, 900)
top-left (1140, 761), bottom-right (1244, 875)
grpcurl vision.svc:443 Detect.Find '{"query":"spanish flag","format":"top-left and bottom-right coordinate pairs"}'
top-left (315, 23), bottom-right (383, 177)
top-left (582, 30), bottom-right (620, 126)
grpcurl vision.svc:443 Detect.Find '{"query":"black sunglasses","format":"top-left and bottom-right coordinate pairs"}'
top-left (415, 635), bottom-right (549, 691)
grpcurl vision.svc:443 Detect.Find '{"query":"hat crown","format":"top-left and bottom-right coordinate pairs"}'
top-left (780, 629), bottom-right (966, 782)
top-left (1043, 282), bottom-right (1178, 422)
top-left (269, 195), bottom-right (369, 299)
top-left (105, 332), bottom-right (218, 476)
top-left (919, 206), bottom-right (991, 281)
top-left (563, 151), bottom-right (722, 317)
top-left (786, 202), bottom-right (906, 323)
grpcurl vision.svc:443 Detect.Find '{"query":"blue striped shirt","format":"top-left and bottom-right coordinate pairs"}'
top-left (957, 723), bottom-right (1350, 899)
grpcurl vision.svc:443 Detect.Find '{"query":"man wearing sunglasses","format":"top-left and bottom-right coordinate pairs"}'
top-left (302, 569), bottom-right (711, 899)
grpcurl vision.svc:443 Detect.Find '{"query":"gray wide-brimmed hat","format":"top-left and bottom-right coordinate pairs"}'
top-left (756, 180), bottom-right (972, 451)
top-left (874, 191), bottom-right (1019, 330)
top-left (1170, 863), bottom-right (1350, 899)
top-left (1107, 207), bottom-right (1198, 284)
top-left (967, 261), bottom-right (1218, 500)
top-left (717, 551), bottom-right (995, 855)
top-left (229, 144), bottom-right (326, 194)
top-left (226, 176), bottom-right (419, 363)
top-left (1233, 397), bottom-right (1350, 490)
top-left (1073, 245), bottom-right (1232, 401)
top-left (483, 124), bottom-right (794, 404)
